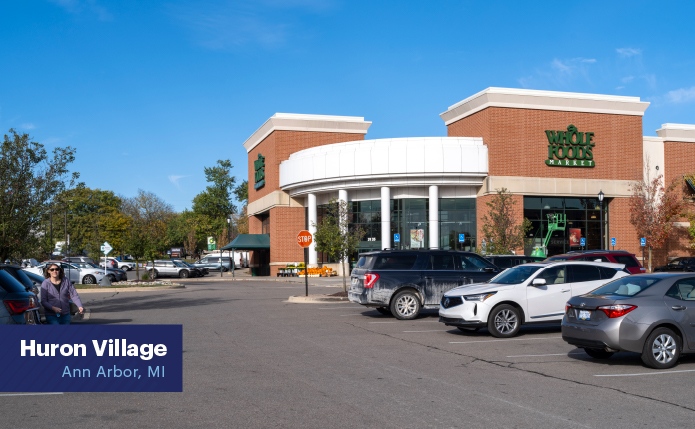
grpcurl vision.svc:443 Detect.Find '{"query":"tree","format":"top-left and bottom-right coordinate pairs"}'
top-left (629, 166), bottom-right (685, 272)
top-left (233, 180), bottom-right (249, 235)
top-left (312, 198), bottom-right (364, 292)
top-left (0, 129), bottom-right (80, 261)
top-left (122, 190), bottom-right (174, 279)
top-left (480, 188), bottom-right (532, 255)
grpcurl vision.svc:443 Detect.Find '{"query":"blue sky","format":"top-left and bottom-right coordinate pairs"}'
top-left (2, 0), bottom-right (694, 211)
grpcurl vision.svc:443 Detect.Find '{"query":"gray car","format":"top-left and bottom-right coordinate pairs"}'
top-left (562, 273), bottom-right (695, 369)
top-left (147, 260), bottom-right (196, 279)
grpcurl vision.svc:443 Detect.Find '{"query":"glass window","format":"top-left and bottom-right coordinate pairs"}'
top-left (613, 255), bottom-right (639, 268)
top-left (598, 266), bottom-right (618, 280)
top-left (0, 270), bottom-right (28, 293)
top-left (490, 265), bottom-right (542, 285)
top-left (492, 258), bottom-right (513, 269)
top-left (372, 254), bottom-right (418, 270)
top-left (569, 265), bottom-right (601, 283)
top-left (428, 255), bottom-right (456, 270)
top-left (589, 276), bottom-right (661, 297)
top-left (536, 266), bottom-right (567, 284)
top-left (209, 257), bottom-right (219, 263)
top-left (671, 278), bottom-right (695, 301)
top-left (577, 255), bottom-right (611, 263)
top-left (460, 254), bottom-right (495, 271)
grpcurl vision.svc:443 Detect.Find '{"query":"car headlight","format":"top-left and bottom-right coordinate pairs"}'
top-left (463, 292), bottom-right (497, 302)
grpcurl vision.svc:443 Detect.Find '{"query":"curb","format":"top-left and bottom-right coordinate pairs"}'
top-left (285, 295), bottom-right (350, 303)
top-left (77, 285), bottom-right (185, 293)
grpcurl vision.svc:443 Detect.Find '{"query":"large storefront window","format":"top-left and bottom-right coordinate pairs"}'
top-left (439, 198), bottom-right (476, 251)
top-left (391, 199), bottom-right (428, 250)
top-left (351, 200), bottom-right (382, 253)
top-left (523, 197), bottom-right (608, 256)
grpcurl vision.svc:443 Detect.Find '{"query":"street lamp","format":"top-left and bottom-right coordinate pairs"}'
top-left (598, 190), bottom-right (604, 250)
top-left (65, 199), bottom-right (73, 283)
top-left (227, 216), bottom-right (234, 278)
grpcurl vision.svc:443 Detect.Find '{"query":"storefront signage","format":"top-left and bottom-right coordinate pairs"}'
top-left (545, 125), bottom-right (595, 168)
top-left (254, 153), bottom-right (265, 189)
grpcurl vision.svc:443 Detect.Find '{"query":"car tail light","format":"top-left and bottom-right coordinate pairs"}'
top-left (597, 304), bottom-right (637, 318)
top-left (363, 273), bottom-right (379, 288)
top-left (4, 297), bottom-right (37, 315)
top-left (565, 303), bottom-right (572, 314)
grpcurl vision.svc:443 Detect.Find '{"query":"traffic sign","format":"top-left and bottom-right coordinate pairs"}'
top-left (101, 241), bottom-right (113, 255)
top-left (297, 230), bottom-right (313, 248)
top-left (458, 234), bottom-right (465, 243)
top-left (641, 237), bottom-right (646, 246)
top-left (611, 237), bottom-right (616, 246)
top-left (580, 237), bottom-right (585, 246)
top-left (394, 233), bottom-right (400, 243)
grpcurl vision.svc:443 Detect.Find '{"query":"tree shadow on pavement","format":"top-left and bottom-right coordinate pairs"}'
top-left (85, 295), bottom-right (239, 314)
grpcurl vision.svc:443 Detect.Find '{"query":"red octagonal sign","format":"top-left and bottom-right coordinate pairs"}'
top-left (297, 230), bottom-right (313, 248)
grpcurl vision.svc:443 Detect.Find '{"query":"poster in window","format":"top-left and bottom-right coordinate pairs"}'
top-left (569, 228), bottom-right (581, 247)
top-left (410, 229), bottom-right (424, 249)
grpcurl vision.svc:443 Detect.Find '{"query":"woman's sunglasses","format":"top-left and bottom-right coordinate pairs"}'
top-left (48, 268), bottom-right (60, 272)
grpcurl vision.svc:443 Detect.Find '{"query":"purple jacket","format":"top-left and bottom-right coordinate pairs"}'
top-left (41, 278), bottom-right (83, 316)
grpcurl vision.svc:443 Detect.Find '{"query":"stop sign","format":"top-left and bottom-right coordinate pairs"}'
top-left (297, 230), bottom-right (313, 248)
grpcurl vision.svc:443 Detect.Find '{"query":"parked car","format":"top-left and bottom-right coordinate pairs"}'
top-left (0, 269), bottom-right (41, 324)
top-left (25, 260), bottom-right (107, 285)
top-left (562, 273), bottom-right (695, 369)
top-left (98, 258), bottom-right (118, 269)
top-left (172, 259), bottom-right (207, 276)
top-left (64, 256), bottom-right (95, 265)
top-left (546, 250), bottom-right (645, 274)
top-left (146, 260), bottom-right (199, 279)
top-left (83, 262), bottom-right (126, 281)
top-left (485, 255), bottom-right (546, 269)
top-left (21, 269), bottom-right (48, 321)
top-left (348, 250), bottom-right (501, 320)
top-left (191, 256), bottom-right (233, 272)
top-left (439, 261), bottom-right (629, 337)
top-left (110, 256), bottom-right (136, 271)
top-left (654, 257), bottom-right (695, 273)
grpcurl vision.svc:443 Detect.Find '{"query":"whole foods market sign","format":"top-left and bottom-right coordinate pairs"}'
top-left (545, 125), bottom-right (595, 168)
top-left (254, 153), bottom-right (265, 190)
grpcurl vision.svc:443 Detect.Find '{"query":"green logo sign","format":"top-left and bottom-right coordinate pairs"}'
top-left (254, 153), bottom-right (265, 189)
top-left (545, 125), bottom-right (595, 168)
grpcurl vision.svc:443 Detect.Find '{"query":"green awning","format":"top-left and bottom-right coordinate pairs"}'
top-left (685, 175), bottom-right (695, 193)
top-left (220, 234), bottom-right (270, 251)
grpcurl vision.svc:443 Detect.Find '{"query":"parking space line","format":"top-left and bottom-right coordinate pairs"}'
top-left (595, 369), bottom-right (695, 377)
top-left (339, 314), bottom-right (364, 317)
top-left (403, 330), bottom-right (451, 333)
top-left (507, 352), bottom-right (585, 358)
top-left (0, 393), bottom-right (63, 397)
top-left (449, 337), bottom-right (562, 344)
top-left (369, 321), bottom-right (397, 324)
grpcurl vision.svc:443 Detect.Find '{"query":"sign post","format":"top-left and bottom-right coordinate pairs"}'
top-left (100, 241), bottom-right (113, 271)
top-left (297, 230), bottom-right (313, 297)
top-left (394, 233), bottom-right (400, 250)
top-left (458, 234), bottom-right (465, 251)
top-left (641, 238), bottom-right (646, 270)
top-left (611, 237), bottom-right (616, 251)
top-left (580, 237), bottom-right (585, 251)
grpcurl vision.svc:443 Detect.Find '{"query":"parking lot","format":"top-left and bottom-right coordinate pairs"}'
top-left (4, 279), bottom-right (695, 428)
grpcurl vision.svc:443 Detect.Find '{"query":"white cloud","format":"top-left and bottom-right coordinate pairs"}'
top-left (616, 48), bottom-right (642, 57)
top-left (642, 74), bottom-right (656, 89)
top-left (615, 86), bottom-right (625, 90)
top-left (20, 123), bottom-right (35, 130)
top-left (581, 58), bottom-right (597, 63)
top-left (664, 86), bottom-right (695, 103)
top-left (621, 76), bottom-right (634, 83)
top-left (48, 0), bottom-right (112, 21)
top-left (168, 175), bottom-right (189, 189)
top-left (551, 58), bottom-right (572, 74)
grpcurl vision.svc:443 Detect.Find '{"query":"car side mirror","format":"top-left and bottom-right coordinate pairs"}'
top-left (531, 278), bottom-right (546, 286)
top-left (484, 267), bottom-right (496, 273)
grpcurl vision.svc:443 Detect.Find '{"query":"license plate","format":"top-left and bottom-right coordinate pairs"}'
top-left (351, 278), bottom-right (358, 285)
top-left (578, 310), bottom-right (591, 321)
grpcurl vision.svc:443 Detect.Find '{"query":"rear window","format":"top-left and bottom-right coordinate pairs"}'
top-left (372, 255), bottom-right (418, 270)
top-left (568, 265), bottom-right (601, 283)
top-left (356, 256), bottom-right (374, 269)
top-left (0, 270), bottom-right (29, 293)
top-left (588, 276), bottom-right (661, 297)
top-left (598, 266), bottom-right (618, 279)
top-left (0, 267), bottom-right (33, 290)
top-left (613, 255), bottom-right (639, 268)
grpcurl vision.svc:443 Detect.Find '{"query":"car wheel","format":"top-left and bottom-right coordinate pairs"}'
top-left (220, 267), bottom-right (227, 272)
top-left (149, 269), bottom-right (158, 280)
top-left (179, 270), bottom-right (190, 279)
top-left (457, 327), bottom-right (480, 333)
top-left (375, 307), bottom-right (391, 316)
top-left (83, 275), bottom-right (96, 285)
top-left (108, 274), bottom-right (116, 282)
top-left (390, 290), bottom-right (421, 320)
top-left (584, 348), bottom-right (614, 359)
top-left (641, 327), bottom-right (681, 369)
top-left (487, 304), bottom-right (521, 338)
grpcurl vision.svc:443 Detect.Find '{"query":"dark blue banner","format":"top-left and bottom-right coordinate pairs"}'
top-left (0, 325), bottom-right (182, 392)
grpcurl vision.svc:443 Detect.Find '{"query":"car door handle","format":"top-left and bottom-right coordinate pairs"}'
top-left (672, 306), bottom-right (687, 311)
top-left (561, 289), bottom-right (570, 293)
top-left (424, 276), bottom-right (433, 280)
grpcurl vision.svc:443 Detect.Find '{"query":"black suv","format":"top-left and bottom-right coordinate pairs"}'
top-left (654, 257), bottom-right (695, 272)
top-left (349, 250), bottom-right (500, 320)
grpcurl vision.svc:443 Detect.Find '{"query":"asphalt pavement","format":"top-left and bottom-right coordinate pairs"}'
top-left (3, 280), bottom-right (695, 428)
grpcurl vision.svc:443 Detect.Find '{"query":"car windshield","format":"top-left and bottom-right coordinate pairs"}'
top-left (668, 259), bottom-right (685, 265)
top-left (490, 265), bottom-right (543, 285)
top-left (588, 276), bottom-right (662, 297)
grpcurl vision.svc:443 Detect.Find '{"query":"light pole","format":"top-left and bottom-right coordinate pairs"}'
top-left (227, 216), bottom-right (234, 279)
top-left (65, 199), bottom-right (73, 282)
top-left (598, 190), bottom-right (604, 250)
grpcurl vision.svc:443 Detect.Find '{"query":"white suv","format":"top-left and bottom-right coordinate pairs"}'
top-left (439, 261), bottom-right (629, 338)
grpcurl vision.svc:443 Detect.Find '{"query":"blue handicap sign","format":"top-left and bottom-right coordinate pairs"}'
top-left (458, 234), bottom-right (465, 243)
top-left (580, 237), bottom-right (585, 246)
top-left (394, 233), bottom-right (400, 243)
top-left (641, 237), bottom-right (646, 246)
top-left (611, 237), bottom-right (616, 246)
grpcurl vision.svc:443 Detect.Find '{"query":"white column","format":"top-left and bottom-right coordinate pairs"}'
top-left (338, 190), bottom-right (348, 266)
top-left (381, 187), bottom-right (390, 249)
top-left (429, 185), bottom-right (439, 250)
top-left (307, 193), bottom-right (317, 266)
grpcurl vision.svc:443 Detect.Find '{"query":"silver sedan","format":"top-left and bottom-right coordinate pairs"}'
top-left (563, 273), bottom-right (695, 369)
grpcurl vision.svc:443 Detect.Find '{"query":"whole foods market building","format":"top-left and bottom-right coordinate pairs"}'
top-left (244, 88), bottom-right (695, 275)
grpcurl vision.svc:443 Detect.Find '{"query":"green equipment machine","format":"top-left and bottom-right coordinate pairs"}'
top-left (530, 213), bottom-right (566, 258)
